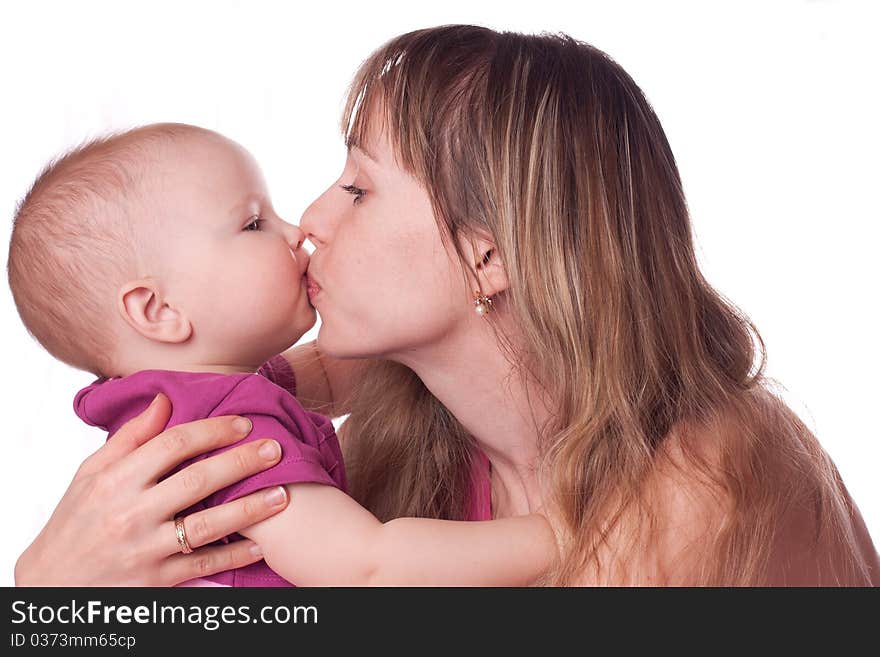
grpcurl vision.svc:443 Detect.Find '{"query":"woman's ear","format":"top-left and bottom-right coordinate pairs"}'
top-left (117, 279), bottom-right (192, 344)
top-left (470, 235), bottom-right (509, 297)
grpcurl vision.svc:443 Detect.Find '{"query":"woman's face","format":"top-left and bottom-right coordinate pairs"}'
top-left (300, 128), bottom-right (470, 360)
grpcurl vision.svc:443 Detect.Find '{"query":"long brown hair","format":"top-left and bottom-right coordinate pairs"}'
top-left (337, 25), bottom-right (874, 584)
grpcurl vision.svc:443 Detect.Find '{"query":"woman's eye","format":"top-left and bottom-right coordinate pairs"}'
top-left (243, 216), bottom-right (262, 231)
top-left (339, 183), bottom-right (366, 205)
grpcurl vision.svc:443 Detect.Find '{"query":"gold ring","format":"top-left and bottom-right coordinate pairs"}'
top-left (174, 516), bottom-right (193, 554)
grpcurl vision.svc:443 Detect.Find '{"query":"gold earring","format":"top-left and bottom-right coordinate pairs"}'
top-left (474, 290), bottom-right (494, 316)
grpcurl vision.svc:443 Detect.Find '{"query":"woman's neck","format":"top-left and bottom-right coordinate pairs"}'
top-left (392, 318), bottom-right (550, 517)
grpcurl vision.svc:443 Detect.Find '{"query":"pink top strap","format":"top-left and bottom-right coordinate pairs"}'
top-left (468, 449), bottom-right (492, 521)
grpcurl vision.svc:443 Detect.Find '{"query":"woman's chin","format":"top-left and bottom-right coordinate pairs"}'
top-left (315, 328), bottom-right (354, 359)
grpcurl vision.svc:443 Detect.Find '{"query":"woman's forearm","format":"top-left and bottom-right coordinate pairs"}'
top-left (280, 341), bottom-right (366, 418)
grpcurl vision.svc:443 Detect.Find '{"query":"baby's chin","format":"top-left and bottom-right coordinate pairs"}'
top-left (235, 295), bottom-right (316, 362)
top-left (297, 304), bottom-right (318, 334)
top-left (272, 305), bottom-right (318, 353)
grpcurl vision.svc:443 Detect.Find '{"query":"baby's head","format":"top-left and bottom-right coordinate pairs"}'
top-left (8, 123), bottom-right (315, 378)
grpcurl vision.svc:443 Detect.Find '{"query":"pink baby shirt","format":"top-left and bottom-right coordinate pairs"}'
top-left (73, 354), bottom-right (347, 587)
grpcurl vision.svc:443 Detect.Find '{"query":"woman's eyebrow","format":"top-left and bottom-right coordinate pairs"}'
top-left (347, 142), bottom-right (380, 165)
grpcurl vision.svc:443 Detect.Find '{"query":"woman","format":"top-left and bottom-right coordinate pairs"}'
top-left (15, 25), bottom-right (878, 586)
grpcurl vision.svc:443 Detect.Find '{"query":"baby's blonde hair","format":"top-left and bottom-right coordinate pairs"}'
top-left (8, 122), bottom-right (213, 375)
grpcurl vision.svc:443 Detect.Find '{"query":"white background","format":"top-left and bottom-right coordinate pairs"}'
top-left (1, 1), bottom-right (877, 585)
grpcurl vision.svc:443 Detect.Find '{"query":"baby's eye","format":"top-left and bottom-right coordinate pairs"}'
top-left (243, 216), bottom-right (262, 231)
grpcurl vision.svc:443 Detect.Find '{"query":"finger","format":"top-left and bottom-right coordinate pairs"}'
top-left (160, 540), bottom-right (265, 586)
top-left (159, 486), bottom-right (289, 556)
top-left (114, 414), bottom-right (255, 485)
top-left (78, 393), bottom-right (172, 478)
top-left (146, 438), bottom-right (284, 516)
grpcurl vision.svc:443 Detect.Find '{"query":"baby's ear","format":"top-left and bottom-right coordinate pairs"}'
top-left (117, 279), bottom-right (192, 344)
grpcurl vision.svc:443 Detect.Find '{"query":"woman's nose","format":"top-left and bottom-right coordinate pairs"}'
top-left (299, 190), bottom-right (334, 250)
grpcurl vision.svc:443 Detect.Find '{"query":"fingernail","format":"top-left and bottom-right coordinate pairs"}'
top-left (148, 393), bottom-right (164, 409)
top-left (233, 417), bottom-right (252, 435)
top-left (264, 486), bottom-right (287, 507)
top-left (249, 543), bottom-right (263, 558)
top-left (258, 440), bottom-right (281, 461)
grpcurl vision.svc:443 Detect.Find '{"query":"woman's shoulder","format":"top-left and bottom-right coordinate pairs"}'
top-left (566, 429), bottom-right (729, 585)
top-left (663, 416), bottom-right (878, 585)
top-left (764, 479), bottom-right (879, 586)
top-left (571, 417), bottom-right (878, 586)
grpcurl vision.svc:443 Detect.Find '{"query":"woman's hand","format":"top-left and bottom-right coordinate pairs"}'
top-left (14, 393), bottom-right (290, 586)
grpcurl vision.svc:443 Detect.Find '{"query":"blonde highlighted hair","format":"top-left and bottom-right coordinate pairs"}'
top-left (337, 26), bottom-right (875, 584)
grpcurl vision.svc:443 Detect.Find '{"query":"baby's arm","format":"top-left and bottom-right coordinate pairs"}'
top-left (241, 483), bottom-right (557, 586)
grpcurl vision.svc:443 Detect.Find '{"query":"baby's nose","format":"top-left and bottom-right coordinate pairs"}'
top-left (286, 224), bottom-right (310, 272)
top-left (282, 223), bottom-right (306, 250)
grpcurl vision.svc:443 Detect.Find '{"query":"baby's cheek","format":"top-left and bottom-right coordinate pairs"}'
top-left (260, 250), bottom-right (304, 306)
top-left (271, 251), bottom-right (303, 296)
top-left (224, 272), bottom-right (257, 301)
top-left (217, 258), bottom-right (279, 313)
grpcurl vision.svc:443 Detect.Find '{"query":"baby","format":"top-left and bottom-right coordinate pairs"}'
top-left (7, 123), bottom-right (557, 586)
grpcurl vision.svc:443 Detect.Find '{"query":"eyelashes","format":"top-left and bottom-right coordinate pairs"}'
top-left (243, 215), bottom-right (262, 231)
top-left (339, 183), bottom-right (366, 205)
